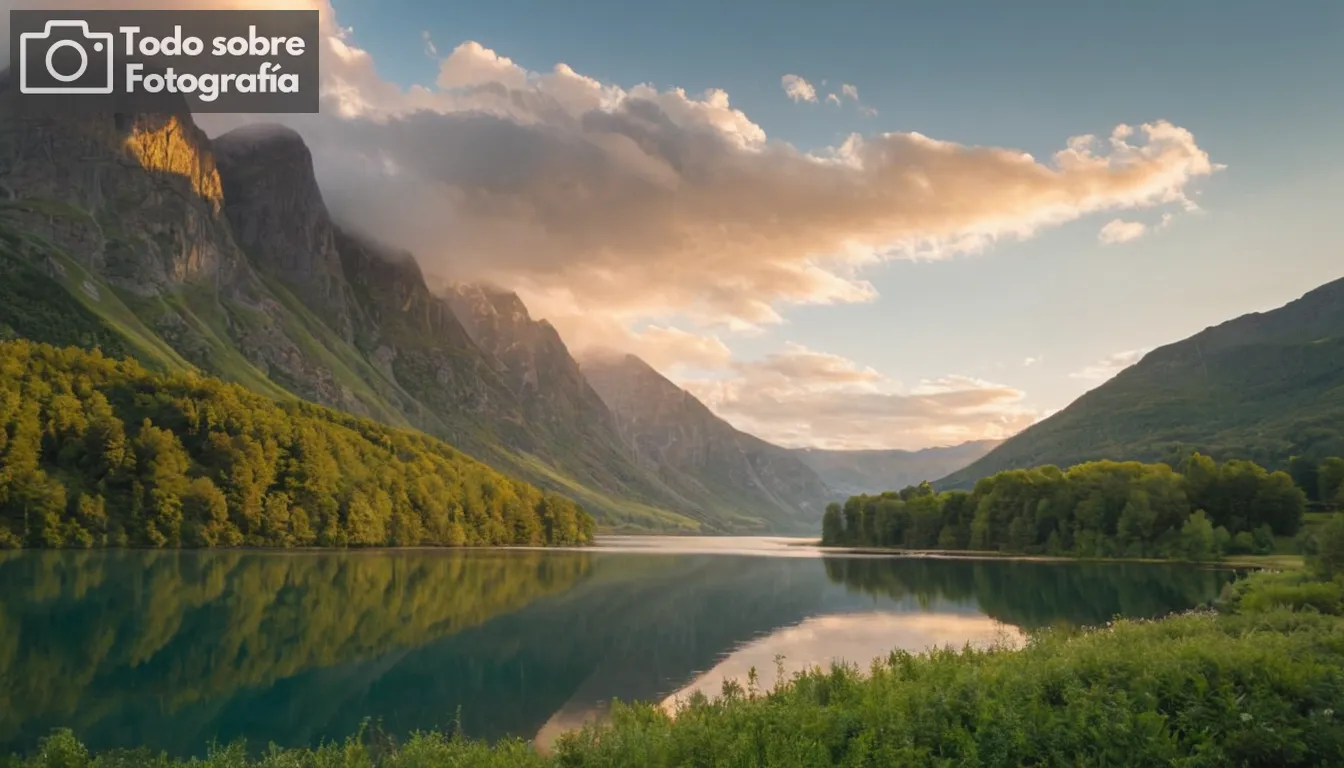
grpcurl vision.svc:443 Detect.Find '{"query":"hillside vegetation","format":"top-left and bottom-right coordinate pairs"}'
top-left (940, 277), bottom-right (1344, 488)
top-left (825, 456), bottom-right (1306, 560)
top-left (0, 341), bottom-right (594, 549)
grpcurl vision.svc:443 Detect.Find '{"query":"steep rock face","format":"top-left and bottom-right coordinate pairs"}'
top-left (0, 79), bottom-right (363, 413)
top-left (444, 283), bottom-right (619, 434)
top-left (333, 229), bottom-right (515, 445)
top-left (793, 440), bottom-right (1004, 497)
top-left (0, 103), bottom-right (234, 293)
top-left (212, 124), bottom-right (358, 341)
top-left (938, 277), bottom-right (1344, 489)
top-left (582, 353), bottom-right (834, 532)
top-left (443, 283), bottom-right (710, 523)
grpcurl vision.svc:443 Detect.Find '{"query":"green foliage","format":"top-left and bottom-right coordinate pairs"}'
top-left (822, 456), bottom-right (1306, 559)
top-left (1315, 513), bottom-right (1344, 579)
top-left (1320, 458), bottom-right (1344, 509)
top-left (6, 570), bottom-right (1344, 766)
top-left (0, 341), bottom-right (594, 549)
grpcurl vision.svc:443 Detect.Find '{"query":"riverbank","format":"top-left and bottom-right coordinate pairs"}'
top-left (798, 539), bottom-right (1306, 570)
top-left (10, 566), bottom-right (1343, 766)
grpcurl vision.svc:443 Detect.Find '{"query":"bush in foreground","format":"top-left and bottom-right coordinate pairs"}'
top-left (5, 573), bottom-right (1344, 767)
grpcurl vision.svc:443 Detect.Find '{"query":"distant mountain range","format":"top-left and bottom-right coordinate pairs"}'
top-left (0, 85), bottom-right (875, 533)
top-left (793, 441), bottom-right (1003, 496)
top-left (938, 277), bottom-right (1344, 489)
top-left (581, 352), bottom-right (832, 532)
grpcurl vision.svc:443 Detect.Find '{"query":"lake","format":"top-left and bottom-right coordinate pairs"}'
top-left (0, 537), bottom-right (1237, 757)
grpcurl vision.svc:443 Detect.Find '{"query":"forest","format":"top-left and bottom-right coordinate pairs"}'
top-left (0, 341), bottom-right (595, 549)
top-left (821, 456), bottom-right (1321, 559)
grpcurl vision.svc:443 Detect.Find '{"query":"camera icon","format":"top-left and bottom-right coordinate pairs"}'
top-left (19, 20), bottom-right (115, 95)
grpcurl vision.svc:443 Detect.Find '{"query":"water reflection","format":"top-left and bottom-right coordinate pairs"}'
top-left (659, 612), bottom-right (1024, 711)
top-left (0, 543), bottom-right (1235, 757)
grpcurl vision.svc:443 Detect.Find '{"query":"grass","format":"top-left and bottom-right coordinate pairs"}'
top-left (5, 568), bottom-right (1344, 766)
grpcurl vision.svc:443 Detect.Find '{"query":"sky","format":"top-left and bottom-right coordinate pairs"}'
top-left (6, 0), bottom-right (1344, 450)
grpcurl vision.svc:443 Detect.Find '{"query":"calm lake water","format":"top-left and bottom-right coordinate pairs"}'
top-left (0, 536), bottom-right (1236, 757)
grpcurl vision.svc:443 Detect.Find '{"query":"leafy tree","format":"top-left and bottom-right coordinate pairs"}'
top-left (1289, 456), bottom-right (1320, 502)
top-left (1320, 458), bottom-right (1344, 509)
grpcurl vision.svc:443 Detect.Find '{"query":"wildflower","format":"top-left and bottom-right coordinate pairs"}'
top-left (1325, 709), bottom-right (1334, 718)
top-left (1240, 713), bottom-right (1253, 723)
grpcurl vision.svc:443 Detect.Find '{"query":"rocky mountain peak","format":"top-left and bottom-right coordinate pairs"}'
top-left (213, 123), bottom-right (356, 340)
top-left (0, 76), bottom-right (240, 294)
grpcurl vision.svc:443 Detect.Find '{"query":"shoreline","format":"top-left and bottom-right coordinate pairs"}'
top-left (800, 540), bottom-right (1303, 569)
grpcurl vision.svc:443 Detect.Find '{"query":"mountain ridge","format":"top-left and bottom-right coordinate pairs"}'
top-left (0, 92), bottom-right (839, 534)
top-left (937, 276), bottom-right (1344, 489)
top-left (793, 440), bottom-right (1003, 496)
top-left (580, 352), bottom-right (833, 533)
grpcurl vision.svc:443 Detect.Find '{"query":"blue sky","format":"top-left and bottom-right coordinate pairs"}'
top-left (319, 0), bottom-right (1343, 448)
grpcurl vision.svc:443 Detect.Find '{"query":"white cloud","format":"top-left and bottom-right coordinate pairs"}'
top-left (677, 344), bottom-right (1039, 450)
top-left (841, 83), bottom-right (860, 101)
top-left (421, 30), bottom-right (437, 59)
top-left (1023, 356), bottom-right (1041, 367)
top-left (1097, 218), bottom-right (1148, 245)
top-left (1069, 349), bottom-right (1150, 381)
top-left (781, 74), bottom-right (818, 103)
top-left (825, 93), bottom-right (841, 105)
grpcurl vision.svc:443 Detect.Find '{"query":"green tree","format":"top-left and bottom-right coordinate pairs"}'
top-left (821, 504), bottom-right (843, 545)
top-left (1288, 456), bottom-right (1320, 503)
top-left (1178, 510), bottom-right (1216, 562)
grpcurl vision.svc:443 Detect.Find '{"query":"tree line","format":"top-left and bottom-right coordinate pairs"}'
top-left (1288, 455), bottom-right (1344, 509)
top-left (0, 341), bottom-right (596, 549)
top-left (821, 456), bottom-right (1310, 560)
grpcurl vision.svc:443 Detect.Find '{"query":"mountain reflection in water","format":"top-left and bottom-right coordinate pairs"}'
top-left (0, 539), bottom-right (1234, 757)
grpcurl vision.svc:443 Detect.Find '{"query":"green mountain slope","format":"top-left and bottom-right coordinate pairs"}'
top-left (939, 277), bottom-right (1344, 489)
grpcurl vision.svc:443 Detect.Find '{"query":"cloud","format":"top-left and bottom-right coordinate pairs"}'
top-left (781, 74), bottom-right (818, 103)
top-left (841, 83), bottom-right (859, 101)
top-left (1097, 218), bottom-right (1148, 245)
top-left (677, 344), bottom-right (1039, 450)
top-left (421, 30), bottom-right (437, 59)
top-left (46, 3), bottom-right (1220, 351)
top-left (1022, 356), bottom-right (1041, 367)
top-left (825, 93), bottom-right (841, 105)
top-left (1069, 349), bottom-right (1149, 381)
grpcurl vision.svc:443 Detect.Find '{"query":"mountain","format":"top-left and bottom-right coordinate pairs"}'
top-left (938, 277), bottom-right (1344, 489)
top-left (440, 283), bottom-right (708, 529)
top-left (793, 440), bottom-right (1003, 496)
top-left (580, 352), bottom-right (833, 533)
top-left (0, 87), bottom-right (831, 533)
